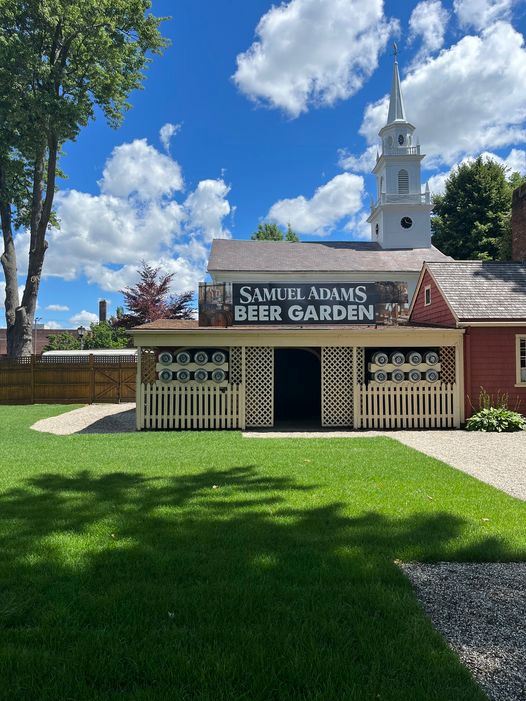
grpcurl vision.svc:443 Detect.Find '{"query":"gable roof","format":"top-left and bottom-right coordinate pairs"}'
top-left (423, 261), bottom-right (526, 321)
top-left (208, 240), bottom-right (451, 274)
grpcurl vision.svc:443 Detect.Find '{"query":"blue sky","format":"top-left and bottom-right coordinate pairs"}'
top-left (5, 0), bottom-right (526, 329)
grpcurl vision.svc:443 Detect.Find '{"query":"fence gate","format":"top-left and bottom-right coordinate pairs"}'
top-left (0, 355), bottom-right (137, 404)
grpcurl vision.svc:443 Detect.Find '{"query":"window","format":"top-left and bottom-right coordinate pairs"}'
top-left (398, 169), bottom-right (409, 194)
top-left (424, 285), bottom-right (431, 306)
top-left (375, 223), bottom-right (379, 238)
top-left (517, 336), bottom-right (526, 385)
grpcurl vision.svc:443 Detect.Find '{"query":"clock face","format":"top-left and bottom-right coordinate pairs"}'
top-left (398, 134), bottom-right (404, 145)
top-left (401, 216), bottom-right (413, 229)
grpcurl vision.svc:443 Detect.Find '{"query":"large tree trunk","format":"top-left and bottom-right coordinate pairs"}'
top-left (2, 135), bottom-right (58, 357)
top-left (0, 163), bottom-right (20, 356)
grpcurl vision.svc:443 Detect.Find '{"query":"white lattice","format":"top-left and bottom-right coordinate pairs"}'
top-left (355, 347), bottom-right (365, 384)
top-left (321, 347), bottom-right (354, 427)
top-left (230, 347), bottom-right (243, 384)
top-left (244, 347), bottom-right (274, 427)
top-left (440, 346), bottom-right (456, 384)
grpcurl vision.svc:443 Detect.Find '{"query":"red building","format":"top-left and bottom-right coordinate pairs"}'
top-left (410, 261), bottom-right (526, 417)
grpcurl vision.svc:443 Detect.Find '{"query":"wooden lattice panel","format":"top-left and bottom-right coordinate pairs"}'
top-left (439, 346), bottom-right (456, 384)
top-left (321, 347), bottom-right (354, 427)
top-left (244, 346), bottom-right (274, 427)
top-left (230, 347), bottom-right (243, 384)
top-left (141, 349), bottom-right (157, 384)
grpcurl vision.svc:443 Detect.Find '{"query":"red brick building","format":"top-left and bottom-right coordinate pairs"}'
top-left (410, 261), bottom-right (526, 417)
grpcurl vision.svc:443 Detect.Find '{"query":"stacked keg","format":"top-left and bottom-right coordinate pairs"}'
top-left (157, 349), bottom-right (229, 384)
top-left (370, 350), bottom-right (440, 384)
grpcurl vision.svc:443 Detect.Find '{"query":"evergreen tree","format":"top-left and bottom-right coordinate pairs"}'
top-left (117, 262), bottom-right (194, 329)
top-left (431, 157), bottom-right (526, 260)
top-left (251, 222), bottom-right (299, 241)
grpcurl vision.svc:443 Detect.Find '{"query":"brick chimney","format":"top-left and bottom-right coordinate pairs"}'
top-left (512, 183), bottom-right (526, 262)
top-left (99, 299), bottom-right (107, 323)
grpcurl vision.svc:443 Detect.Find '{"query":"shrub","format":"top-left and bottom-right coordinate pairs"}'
top-left (466, 407), bottom-right (526, 433)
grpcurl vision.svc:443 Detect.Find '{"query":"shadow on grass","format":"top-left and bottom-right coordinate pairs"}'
top-left (0, 466), bottom-right (513, 701)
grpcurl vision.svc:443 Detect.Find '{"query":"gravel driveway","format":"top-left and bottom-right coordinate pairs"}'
top-left (31, 403), bottom-right (136, 435)
top-left (401, 562), bottom-right (526, 701)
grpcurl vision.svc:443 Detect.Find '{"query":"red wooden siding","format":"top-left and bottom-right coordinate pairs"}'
top-left (464, 327), bottom-right (526, 417)
top-left (410, 270), bottom-right (456, 327)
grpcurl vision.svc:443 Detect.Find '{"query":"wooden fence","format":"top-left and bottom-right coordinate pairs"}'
top-left (0, 355), bottom-right (137, 404)
top-left (356, 382), bottom-right (458, 429)
top-left (138, 383), bottom-right (245, 430)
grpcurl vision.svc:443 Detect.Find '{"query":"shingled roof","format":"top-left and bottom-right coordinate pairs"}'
top-left (208, 240), bottom-right (451, 273)
top-left (425, 261), bottom-right (526, 321)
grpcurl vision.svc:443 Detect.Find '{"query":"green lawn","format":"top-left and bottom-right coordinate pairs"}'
top-left (1, 406), bottom-right (525, 701)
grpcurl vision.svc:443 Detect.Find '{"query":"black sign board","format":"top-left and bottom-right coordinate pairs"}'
top-left (231, 282), bottom-right (408, 325)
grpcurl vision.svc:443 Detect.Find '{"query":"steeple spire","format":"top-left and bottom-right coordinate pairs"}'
top-left (387, 43), bottom-right (406, 124)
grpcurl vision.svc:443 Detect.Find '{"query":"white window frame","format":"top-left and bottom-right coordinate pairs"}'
top-left (424, 285), bottom-right (431, 306)
top-left (516, 335), bottom-right (526, 386)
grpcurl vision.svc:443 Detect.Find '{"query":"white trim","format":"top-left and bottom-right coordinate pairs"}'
top-left (459, 321), bottom-right (526, 327)
top-left (424, 285), bottom-right (431, 306)
top-left (516, 335), bottom-right (526, 386)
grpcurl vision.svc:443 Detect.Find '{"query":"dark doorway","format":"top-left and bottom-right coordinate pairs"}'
top-left (274, 348), bottom-right (321, 426)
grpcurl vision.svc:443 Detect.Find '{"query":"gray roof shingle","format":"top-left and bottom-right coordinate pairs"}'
top-left (427, 261), bottom-right (526, 320)
top-left (208, 239), bottom-right (451, 273)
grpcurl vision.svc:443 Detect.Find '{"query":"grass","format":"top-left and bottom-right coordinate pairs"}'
top-left (0, 405), bottom-right (525, 701)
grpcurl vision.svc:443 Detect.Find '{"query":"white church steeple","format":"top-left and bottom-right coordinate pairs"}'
top-left (367, 46), bottom-right (432, 250)
top-left (387, 44), bottom-right (406, 124)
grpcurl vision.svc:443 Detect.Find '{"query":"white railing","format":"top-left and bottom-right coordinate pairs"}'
top-left (357, 382), bottom-right (458, 429)
top-left (374, 192), bottom-right (431, 207)
top-left (138, 382), bottom-right (245, 430)
top-left (382, 146), bottom-right (421, 156)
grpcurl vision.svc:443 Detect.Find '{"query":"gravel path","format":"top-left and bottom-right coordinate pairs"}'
top-left (401, 562), bottom-right (526, 701)
top-left (244, 429), bottom-right (526, 501)
top-left (31, 403), bottom-right (136, 435)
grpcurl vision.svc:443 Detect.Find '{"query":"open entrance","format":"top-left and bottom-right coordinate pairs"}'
top-left (274, 348), bottom-right (321, 427)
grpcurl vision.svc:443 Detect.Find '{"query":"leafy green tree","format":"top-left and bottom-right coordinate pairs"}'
top-left (44, 322), bottom-right (129, 351)
top-left (84, 322), bottom-right (129, 349)
top-left (44, 331), bottom-right (80, 351)
top-left (251, 222), bottom-right (299, 242)
top-left (0, 1), bottom-right (168, 357)
top-left (431, 157), bottom-right (526, 260)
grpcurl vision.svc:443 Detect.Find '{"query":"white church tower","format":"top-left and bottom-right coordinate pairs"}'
top-left (367, 46), bottom-right (432, 249)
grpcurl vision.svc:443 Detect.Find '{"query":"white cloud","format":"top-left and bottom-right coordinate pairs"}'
top-left (426, 148), bottom-right (526, 195)
top-left (43, 321), bottom-right (64, 330)
top-left (69, 311), bottom-right (99, 327)
top-left (46, 304), bottom-right (69, 312)
top-left (358, 22), bottom-right (526, 168)
top-left (267, 173), bottom-right (365, 235)
top-left (409, 1), bottom-right (449, 61)
top-left (159, 122), bottom-right (181, 152)
top-left (12, 136), bottom-right (233, 295)
top-left (233, 0), bottom-right (398, 118)
top-left (453, 0), bottom-right (517, 30)
top-left (184, 180), bottom-right (232, 242)
top-left (338, 145), bottom-right (378, 173)
top-left (100, 139), bottom-right (183, 199)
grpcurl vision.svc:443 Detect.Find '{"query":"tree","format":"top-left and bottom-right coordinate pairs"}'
top-left (43, 331), bottom-right (80, 351)
top-left (44, 322), bottom-right (129, 351)
top-left (431, 157), bottom-right (526, 260)
top-left (117, 261), bottom-right (195, 329)
top-left (251, 222), bottom-right (299, 242)
top-left (0, 2), bottom-right (168, 356)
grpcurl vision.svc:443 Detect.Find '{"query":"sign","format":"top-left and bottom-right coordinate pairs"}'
top-left (232, 282), bottom-right (408, 325)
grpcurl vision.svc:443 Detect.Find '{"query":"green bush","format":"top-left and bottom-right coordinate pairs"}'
top-left (466, 407), bottom-right (526, 433)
